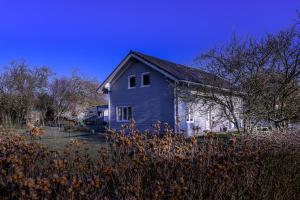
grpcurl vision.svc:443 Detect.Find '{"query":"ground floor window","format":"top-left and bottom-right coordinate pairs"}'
top-left (98, 111), bottom-right (103, 117)
top-left (116, 106), bottom-right (132, 122)
top-left (185, 105), bottom-right (194, 123)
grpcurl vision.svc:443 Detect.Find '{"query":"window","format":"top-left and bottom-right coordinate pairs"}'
top-left (141, 72), bottom-right (150, 87)
top-left (128, 75), bottom-right (136, 89)
top-left (116, 106), bottom-right (132, 122)
top-left (185, 105), bottom-right (194, 123)
top-left (98, 111), bottom-right (103, 118)
top-left (206, 110), bottom-right (211, 129)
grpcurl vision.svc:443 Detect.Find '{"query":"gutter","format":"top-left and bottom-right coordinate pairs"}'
top-left (178, 80), bottom-right (244, 95)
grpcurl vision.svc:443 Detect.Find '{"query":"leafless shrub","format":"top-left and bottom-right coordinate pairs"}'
top-left (0, 122), bottom-right (299, 199)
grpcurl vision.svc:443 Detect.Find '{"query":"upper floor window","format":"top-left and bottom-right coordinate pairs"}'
top-left (141, 72), bottom-right (150, 87)
top-left (128, 75), bottom-right (136, 89)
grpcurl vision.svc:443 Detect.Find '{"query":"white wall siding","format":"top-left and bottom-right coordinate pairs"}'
top-left (178, 98), bottom-right (242, 136)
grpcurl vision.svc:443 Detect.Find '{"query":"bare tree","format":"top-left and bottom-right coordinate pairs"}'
top-left (189, 28), bottom-right (300, 132)
top-left (0, 60), bottom-right (105, 127)
top-left (49, 73), bottom-right (105, 125)
top-left (263, 30), bottom-right (300, 128)
top-left (0, 61), bottom-right (51, 126)
top-left (35, 93), bottom-right (55, 125)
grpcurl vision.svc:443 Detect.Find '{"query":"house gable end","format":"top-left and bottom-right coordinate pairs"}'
top-left (97, 53), bottom-right (178, 93)
top-left (109, 59), bottom-right (176, 131)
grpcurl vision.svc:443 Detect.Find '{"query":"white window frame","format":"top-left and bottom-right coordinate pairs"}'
top-left (206, 110), bottom-right (211, 129)
top-left (128, 75), bottom-right (136, 89)
top-left (186, 105), bottom-right (194, 123)
top-left (141, 72), bottom-right (151, 87)
top-left (116, 106), bottom-right (132, 122)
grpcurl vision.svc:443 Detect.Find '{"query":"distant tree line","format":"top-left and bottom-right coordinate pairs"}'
top-left (0, 61), bottom-right (105, 126)
top-left (179, 14), bottom-right (300, 132)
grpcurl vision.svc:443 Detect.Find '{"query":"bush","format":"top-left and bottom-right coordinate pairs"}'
top-left (0, 124), bottom-right (299, 199)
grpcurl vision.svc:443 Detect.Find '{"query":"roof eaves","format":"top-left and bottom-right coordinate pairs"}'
top-left (131, 51), bottom-right (182, 80)
top-left (97, 51), bottom-right (133, 93)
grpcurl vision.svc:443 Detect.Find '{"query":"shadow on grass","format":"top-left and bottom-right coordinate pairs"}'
top-left (40, 132), bottom-right (106, 143)
top-left (66, 133), bottom-right (106, 143)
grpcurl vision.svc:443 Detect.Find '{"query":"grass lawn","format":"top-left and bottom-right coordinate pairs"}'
top-left (18, 126), bottom-right (108, 158)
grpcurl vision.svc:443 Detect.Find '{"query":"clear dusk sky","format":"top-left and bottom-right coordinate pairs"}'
top-left (0, 0), bottom-right (299, 82)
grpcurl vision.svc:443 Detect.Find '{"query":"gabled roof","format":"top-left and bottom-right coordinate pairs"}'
top-left (98, 50), bottom-right (230, 92)
top-left (131, 51), bottom-right (230, 88)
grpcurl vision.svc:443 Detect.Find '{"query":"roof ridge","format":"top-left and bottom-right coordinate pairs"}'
top-left (132, 50), bottom-right (221, 74)
top-left (131, 50), bottom-right (191, 68)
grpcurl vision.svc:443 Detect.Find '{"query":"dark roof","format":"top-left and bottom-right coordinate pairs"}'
top-left (131, 51), bottom-right (231, 89)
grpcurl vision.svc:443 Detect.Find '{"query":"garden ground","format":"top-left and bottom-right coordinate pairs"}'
top-left (18, 126), bottom-right (107, 157)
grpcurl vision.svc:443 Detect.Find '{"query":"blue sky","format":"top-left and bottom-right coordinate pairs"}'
top-left (0, 0), bottom-right (299, 81)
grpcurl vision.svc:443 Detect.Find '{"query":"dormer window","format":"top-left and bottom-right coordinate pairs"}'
top-left (141, 72), bottom-right (150, 87)
top-left (128, 75), bottom-right (136, 89)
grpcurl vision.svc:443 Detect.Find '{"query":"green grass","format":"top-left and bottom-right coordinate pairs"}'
top-left (18, 126), bottom-right (108, 158)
